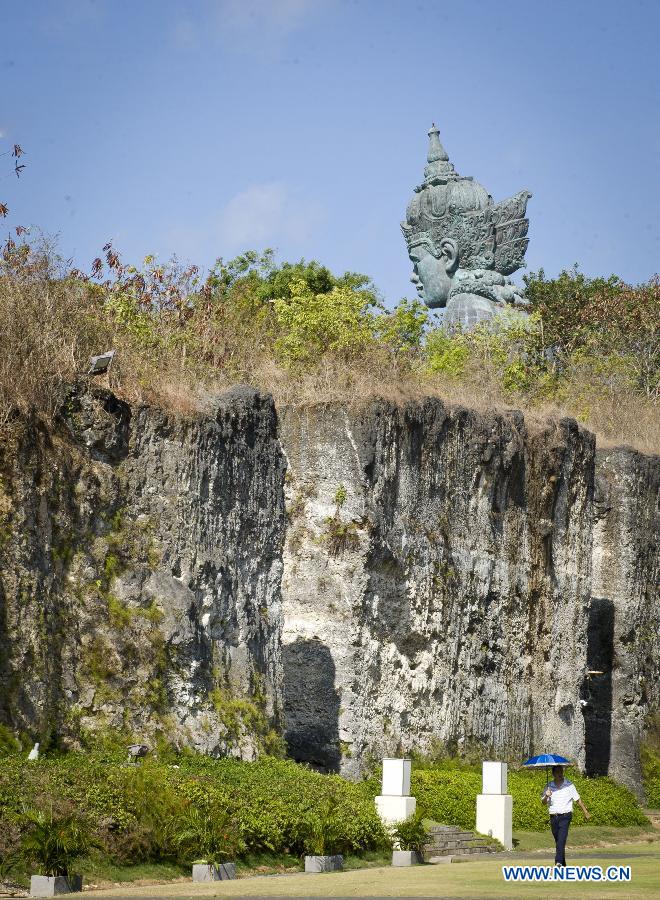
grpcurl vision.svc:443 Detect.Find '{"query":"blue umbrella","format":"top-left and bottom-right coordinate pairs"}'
top-left (522, 754), bottom-right (572, 790)
top-left (523, 754), bottom-right (571, 768)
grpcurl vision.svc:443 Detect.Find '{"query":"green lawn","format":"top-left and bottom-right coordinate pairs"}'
top-left (10, 851), bottom-right (392, 892)
top-left (513, 824), bottom-right (658, 851)
top-left (29, 832), bottom-right (657, 895)
top-left (83, 843), bottom-right (660, 898)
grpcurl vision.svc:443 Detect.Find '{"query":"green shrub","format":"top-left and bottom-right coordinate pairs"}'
top-left (0, 750), bottom-right (388, 870)
top-left (391, 812), bottom-right (427, 851)
top-left (0, 749), bottom-right (648, 882)
top-left (641, 744), bottom-right (660, 808)
top-left (425, 329), bottom-right (469, 378)
top-left (175, 807), bottom-right (244, 865)
top-left (0, 724), bottom-right (20, 756)
top-left (412, 764), bottom-right (481, 830)
top-left (273, 278), bottom-right (377, 366)
top-left (297, 794), bottom-right (346, 856)
top-left (0, 815), bottom-right (21, 879)
top-left (409, 762), bottom-right (649, 832)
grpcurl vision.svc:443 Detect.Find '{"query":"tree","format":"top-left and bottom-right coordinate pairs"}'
top-left (524, 266), bottom-right (659, 400)
top-left (375, 298), bottom-right (429, 354)
top-left (274, 277), bottom-right (378, 365)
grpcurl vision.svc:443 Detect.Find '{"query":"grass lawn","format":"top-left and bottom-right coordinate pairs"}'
top-left (22, 852), bottom-right (392, 892)
top-left (512, 824), bottom-right (659, 851)
top-left (84, 843), bottom-right (660, 898)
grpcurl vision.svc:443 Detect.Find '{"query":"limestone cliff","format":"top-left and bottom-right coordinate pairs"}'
top-left (0, 385), bottom-right (286, 755)
top-left (587, 448), bottom-right (659, 794)
top-left (0, 385), bottom-right (657, 795)
top-left (280, 402), bottom-right (593, 776)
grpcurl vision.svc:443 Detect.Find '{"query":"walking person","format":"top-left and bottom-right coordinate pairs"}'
top-left (541, 764), bottom-right (590, 866)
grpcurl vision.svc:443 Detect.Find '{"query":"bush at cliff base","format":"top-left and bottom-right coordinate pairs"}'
top-left (0, 751), bottom-right (650, 872)
top-left (641, 744), bottom-right (660, 808)
top-left (410, 762), bottom-right (649, 831)
top-left (0, 752), bottom-right (388, 868)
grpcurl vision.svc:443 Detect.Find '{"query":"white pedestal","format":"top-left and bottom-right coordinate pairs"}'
top-left (476, 794), bottom-right (512, 850)
top-left (375, 795), bottom-right (416, 825)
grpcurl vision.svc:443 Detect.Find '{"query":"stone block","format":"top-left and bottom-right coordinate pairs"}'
top-left (304, 854), bottom-right (343, 873)
top-left (381, 758), bottom-right (411, 796)
top-left (30, 875), bottom-right (82, 896)
top-left (391, 850), bottom-right (423, 866)
top-left (375, 794), bottom-right (416, 825)
top-left (476, 793), bottom-right (512, 850)
top-left (191, 863), bottom-right (236, 881)
top-left (482, 761), bottom-right (508, 795)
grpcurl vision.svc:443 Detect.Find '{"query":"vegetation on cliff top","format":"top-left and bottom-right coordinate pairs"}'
top-left (0, 240), bottom-right (657, 450)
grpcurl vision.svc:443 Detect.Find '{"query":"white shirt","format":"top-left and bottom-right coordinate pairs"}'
top-left (543, 779), bottom-right (580, 814)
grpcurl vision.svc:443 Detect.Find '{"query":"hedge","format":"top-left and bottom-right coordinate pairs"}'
top-left (410, 761), bottom-right (648, 831)
top-left (641, 744), bottom-right (660, 809)
top-left (0, 752), bottom-right (387, 866)
top-left (0, 750), bottom-right (649, 872)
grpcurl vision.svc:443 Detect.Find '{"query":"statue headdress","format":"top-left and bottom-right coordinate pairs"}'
top-left (401, 124), bottom-right (532, 276)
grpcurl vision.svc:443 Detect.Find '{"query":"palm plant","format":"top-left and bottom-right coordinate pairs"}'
top-left (175, 807), bottom-right (243, 867)
top-left (21, 808), bottom-right (93, 877)
top-left (300, 795), bottom-right (344, 857)
top-left (0, 850), bottom-right (18, 881)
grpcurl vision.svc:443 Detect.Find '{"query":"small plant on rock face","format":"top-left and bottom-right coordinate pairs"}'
top-left (391, 813), bottom-right (428, 852)
top-left (323, 513), bottom-right (360, 557)
top-left (333, 484), bottom-right (347, 508)
top-left (21, 807), bottom-right (94, 876)
top-left (321, 483), bottom-right (360, 556)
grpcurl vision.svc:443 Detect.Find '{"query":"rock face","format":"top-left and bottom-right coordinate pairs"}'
top-left (587, 449), bottom-right (660, 795)
top-left (0, 385), bottom-right (286, 755)
top-left (279, 402), bottom-right (594, 777)
top-left (0, 386), bottom-right (657, 793)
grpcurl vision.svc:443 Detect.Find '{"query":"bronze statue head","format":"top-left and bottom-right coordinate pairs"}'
top-left (402, 125), bottom-right (532, 325)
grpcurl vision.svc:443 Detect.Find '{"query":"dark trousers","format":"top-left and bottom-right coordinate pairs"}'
top-left (550, 812), bottom-right (572, 866)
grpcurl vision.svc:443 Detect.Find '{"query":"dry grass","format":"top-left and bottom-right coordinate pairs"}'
top-left (247, 357), bottom-right (658, 455)
top-left (0, 269), bottom-right (106, 427)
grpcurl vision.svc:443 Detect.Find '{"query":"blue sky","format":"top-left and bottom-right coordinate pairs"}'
top-left (2, 0), bottom-right (659, 304)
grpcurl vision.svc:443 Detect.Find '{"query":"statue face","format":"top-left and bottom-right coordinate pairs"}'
top-left (409, 244), bottom-right (455, 308)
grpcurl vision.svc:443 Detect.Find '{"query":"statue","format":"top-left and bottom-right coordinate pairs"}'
top-left (402, 124), bottom-right (532, 329)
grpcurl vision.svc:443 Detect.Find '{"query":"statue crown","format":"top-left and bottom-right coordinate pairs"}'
top-left (401, 125), bottom-right (532, 275)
